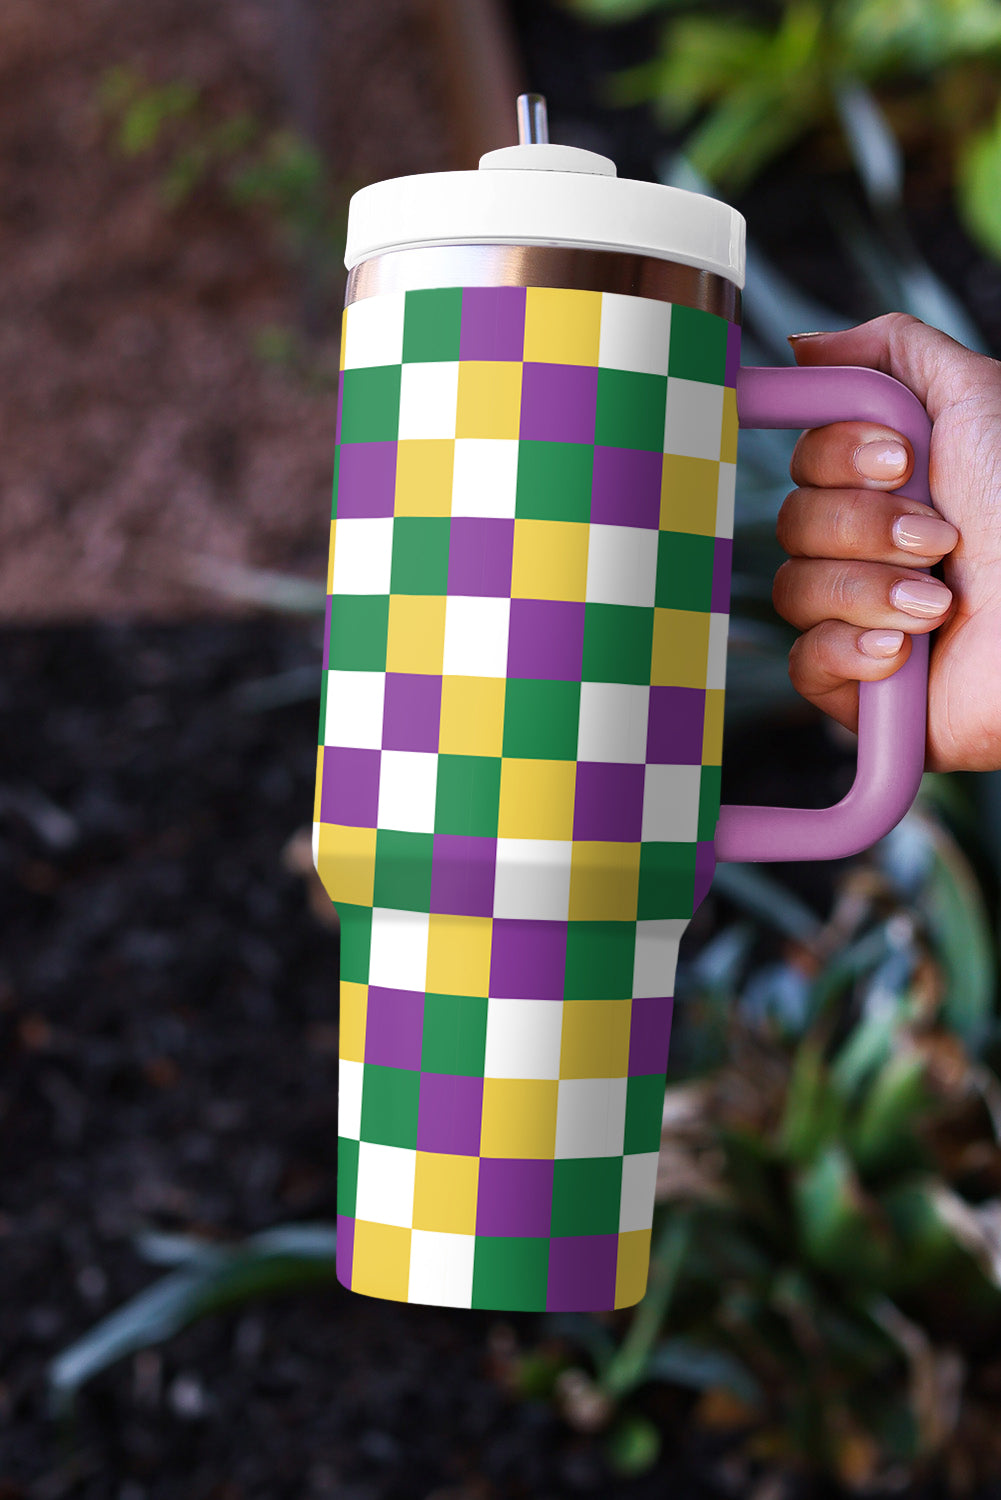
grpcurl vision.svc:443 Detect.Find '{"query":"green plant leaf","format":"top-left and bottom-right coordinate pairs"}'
top-left (794, 1145), bottom-right (893, 1282)
top-left (849, 1052), bottom-right (930, 1175)
top-left (646, 1337), bottom-right (763, 1404)
top-left (780, 1044), bottom-right (847, 1164)
top-left (957, 98), bottom-right (1001, 264)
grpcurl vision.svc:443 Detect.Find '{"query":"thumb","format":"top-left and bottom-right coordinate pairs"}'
top-left (788, 312), bottom-right (988, 423)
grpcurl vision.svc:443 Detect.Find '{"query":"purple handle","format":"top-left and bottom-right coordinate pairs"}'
top-left (714, 364), bottom-right (933, 863)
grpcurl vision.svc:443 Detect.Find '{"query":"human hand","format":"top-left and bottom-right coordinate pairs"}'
top-left (772, 311), bottom-right (1001, 772)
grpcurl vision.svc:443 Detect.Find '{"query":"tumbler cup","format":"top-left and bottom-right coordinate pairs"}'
top-left (314, 96), bottom-right (933, 1312)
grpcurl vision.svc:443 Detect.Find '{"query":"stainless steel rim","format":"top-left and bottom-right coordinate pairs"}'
top-left (346, 243), bottom-right (741, 321)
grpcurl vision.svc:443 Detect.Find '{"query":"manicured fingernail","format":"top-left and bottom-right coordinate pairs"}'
top-left (892, 511), bottom-right (959, 553)
top-left (855, 440), bottom-right (908, 480)
top-left (890, 577), bottom-right (952, 617)
top-left (787, 331), bottom-right (831, 341)
top-left (859, 628), bottom-right (904, 658)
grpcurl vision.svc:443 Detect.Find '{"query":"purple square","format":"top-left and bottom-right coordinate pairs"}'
top-left (364, 987), bottom-right (424, 1069)
top-left (336, 1213), bottom-right (355, 1289)
top-left (336, 441), bottom-right (397, 518)
top-left (573, 762), bottom-right (645, 842)
top-left (711, 538), bottom-right (732, 614)
top-left (646, 686), bottom-right (705, 765)
top-left (476, 1158), bottom-right (554, 1237)
top-left (507, 599), bottom-right (585, 681)
top-left (591, 448), bottom-right (661, 530)
top-left (628, 995), bottom-right (674, 1076)
top-left (322, 591), bottom-right (333, 671)
top-left (431, 834), bottom-right (497, 917)
top-left (417, 1072), bottom-right (484, 1155)
top-left (321, 746), bottom-right (380, 827)
top-left (382, 673), bottom-right (441, 752)
top-left (490, 919), bottom-right (567, 1000)
top-left (725, 322), bottom-right (741, 389)
top-left (693, 839), bottom-right (716, 911)
top-left (460, 286), bottom-right (526, 362)
top-left (447, 518), bottom-right (514, 597)
top-left (547, 1234), bottom-right (618, 1312)
top-left (521, 364), bottom-right (598, 444)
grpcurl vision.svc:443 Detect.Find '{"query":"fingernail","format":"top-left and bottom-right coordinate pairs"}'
top-left (787, 331), bottom-right (831, 341)
top-left (859, 628), bottom-right (904, 658)
top-left (889, 577), bottom-right (952, 617)
top-left (891, 511), bottom-right (959, 553)
top-left (855, 440), bottom-right (908, 480)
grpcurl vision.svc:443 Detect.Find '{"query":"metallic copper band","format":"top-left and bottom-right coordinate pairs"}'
top-left (346, 243), bottom-right (741, 322)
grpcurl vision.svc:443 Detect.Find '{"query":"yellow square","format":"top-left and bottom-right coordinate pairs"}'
top-left (703, 688), bottom-right (725, 766)
top-left (615, 1228), bottom-right (652, 1309)
top-left (511, 520), bottom-right (589, 602)
top-left (339, 313), bottom-right (347, 373)
top-left (426, 914), bottom-right (493, 997)
top-left (413, 1151), bottom-right (479, 1234)
top-left (480, 1078), bottom-right (559, 1158)
top-left (660, 455), bottom-right (719, 536)
top-left (720, 387), bottom-right (738, 464)
top-left (568, 841), bottom-right (641, 922)
top-left (560, 998), bottom-right (631, 1078)
top-left (651, 608), bottom-right (710, 689)
top-left (440, 676), bottom-right (506, 756)
top-left (350, 1220), bottom-right (412, 1302)
top-left (523, 287), bottom-right (601, 366)
top-left (337, 981), bottom-right (368, 1063)
top-left (326, 519), bottom-right (337, 592)
top-left (316, 822), bottom-right (377, 905)
top-left (395, 439), bottom-right (454, 517)
top-left (387, 594), bottom-right (446, 675)
top-left (455, 362), bottom-right (522, 439)
top-left (314, 746), bottom-right (324, 823)
top-left (498, 759), bottom-right (576, 840)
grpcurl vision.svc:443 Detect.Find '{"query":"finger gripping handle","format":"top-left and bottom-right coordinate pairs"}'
top-left (714, 364), bottom-right (933, 863)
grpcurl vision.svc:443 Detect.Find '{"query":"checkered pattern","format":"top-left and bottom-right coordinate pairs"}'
top-left (315, 284), bottom-right (739, 1311)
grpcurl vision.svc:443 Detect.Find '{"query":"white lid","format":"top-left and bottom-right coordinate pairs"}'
top-left (344, 137), bottom-right (746, 289)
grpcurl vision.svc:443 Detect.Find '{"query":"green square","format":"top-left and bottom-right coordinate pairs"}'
top-left (698, 765), bottom-right (722, 843)
top-left (625, 1075), bottom-right (666, 1155)
top-left (668, 305), bottom-right (729, 385)
top-left (337, 1136), bottom-right (359, 1216)
top-left (390, 517), bottom-right (451, 596)
top-left (331, 446), bottom-right (341, 519)
top-left (373, 830), bottom-right (434, 912)
top-left (339, 365), bottom-right (402, 443)
top-left (656, 532), bottom-right (716, 612)
top-left (503, 678), bottom-right (580, 760)
top-left (328, 595), bottom-right (389, 672)
top-left (318, 668), bottom-right (328, 747)
top-left (472, 1236), bottom-right (550, 1311)
top-left (564, 921), bottom-right (635, 1000)
top-left (638, 842), bottom-right (697, 921)
top-left (552, 1158), bottom-right (623, 1236)
top-left (435, 755), bottom-right (502, 837)
top-left (403, 287), bottom-right (463, 363)
top-left (581, 603), bottom-right (654, 686)
top-left (595, 368), bottom-right (667, 452)
top-left (360, 1063), bottom-right (420, 1149)
top-left (337, 904), bottom-right (373, 984)
top-left (515, 441), bottom-right (594, 522)
top-left (421, 992), bottom-right (488, 1076)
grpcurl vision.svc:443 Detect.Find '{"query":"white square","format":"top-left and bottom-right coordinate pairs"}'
top-left (641, 764), bottom-right (702, 842)
top-left (451, 439), bottom-right (519, 517)
top-left (368, 907), bottom-right (430, 991)
top-left (493, 839), bottom-right (572, 921)
top-left (377, 750), bottom-right (438, 834)
top-left (577, 683), bottom-right (650, 765)
top-left (555, 1077), bottom-right (627, 1158)
top-left (664, 377), bottom-right (725, 462)
top-left (598, 292), bottom-right (671, 376)
top-left (398, 361), bottom-right (459, 440)
top-left (585, 523), bottom-right (657, 608)
top-left (443, 595), bottom-right (511, 678)
top-left (330, 517), bottom-right (393, 596)
top-left (715, 462), bottom-right (736, 538)
top-left (338, 1057), bottom-right (364, 1139)
top-left (633, 919), bottom-right (689, 998)
top-left (707, 612), bottom-right (729, 689)
top-left (324, 670), bottom-right (386, 750)
top-left (355, 1141), bottom-right (416, 1228)
top-left (484, 997), bottom-right (564, 1080)
top-left (408, 1229), bottom-right (475, 1308)
top-left (342, 291), bottom-right (405, 369)
top-left (620, 1152), bottom-right (660, 1232)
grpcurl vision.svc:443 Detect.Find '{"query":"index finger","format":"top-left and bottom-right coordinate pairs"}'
top-left (789, 420), bottom-right (914, 491)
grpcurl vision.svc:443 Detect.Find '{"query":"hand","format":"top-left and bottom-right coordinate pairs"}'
top-left (773, 311), bottom-right (1001, 772)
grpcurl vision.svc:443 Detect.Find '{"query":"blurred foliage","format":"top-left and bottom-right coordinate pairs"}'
top-left (562, 0), bottom-right (1001, 262)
